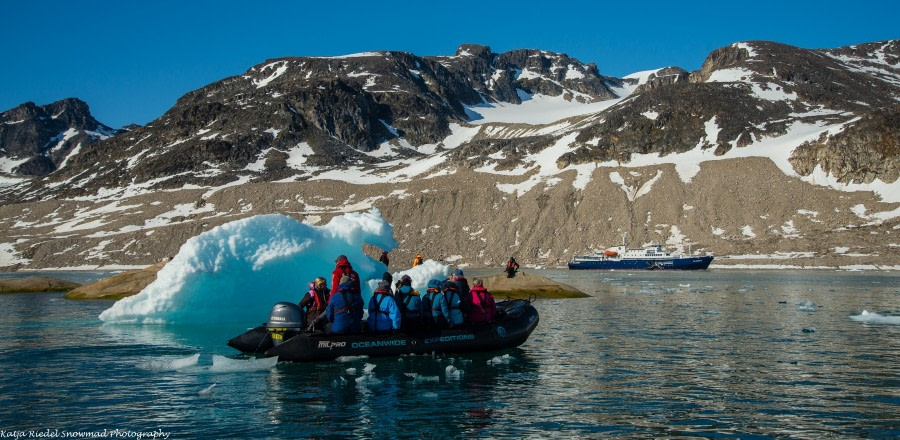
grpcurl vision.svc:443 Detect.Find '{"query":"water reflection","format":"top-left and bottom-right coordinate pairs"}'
top-left (0, 270), bottom-right (898, 437)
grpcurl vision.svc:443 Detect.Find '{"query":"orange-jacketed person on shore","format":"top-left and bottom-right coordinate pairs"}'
top-left (412, 253), bottom-right (423, 267)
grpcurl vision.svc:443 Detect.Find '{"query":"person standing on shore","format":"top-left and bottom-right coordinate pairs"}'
top-left (379, 251), bottom-right (390, 268)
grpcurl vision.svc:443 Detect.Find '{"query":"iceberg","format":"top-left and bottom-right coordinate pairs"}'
top-left (99, 209), bottom-right (397, 324)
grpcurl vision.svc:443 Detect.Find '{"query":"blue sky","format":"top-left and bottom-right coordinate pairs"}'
top-left (2, 0), bottom-right (897, 128)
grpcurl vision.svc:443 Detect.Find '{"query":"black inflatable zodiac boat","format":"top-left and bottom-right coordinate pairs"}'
top-left (227, 298), bottom-right (539, 362)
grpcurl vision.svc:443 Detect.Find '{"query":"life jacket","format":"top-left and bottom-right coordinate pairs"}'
top-left (422, 288), bottom-right (438, 316)
top-left (341, 266), bottom-right (360, 294)
top-left (370, 290), bottom-right (391, 317)
top-left (443, 286), bottom-right (460, 311)
top-left (334, 290), bottom-right (351, 316)
top-left (307, 287), bottom-right (325, 311)
top-left (401, 289), bottom-right (421, 318)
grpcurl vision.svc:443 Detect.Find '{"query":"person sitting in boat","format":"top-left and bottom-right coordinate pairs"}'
top-left (367, 281), bottom-right (401, 333)
top-left (412, 253), bottom-right (423, 267)
top-left (395, 280), bottom-right (423, 332)
top-left (505, 257), bottom-right (520, 278)
top-left (421, 279), bottom-right (442, 328)
top-left (441, 280), bottom-right (465, 328)
top-left (331, 255), bottom-right (361, 296)
top-left (467, 279), bottom-right (497, 323)
top-left (299, 277), bottom-right (329, 330)
top-left (382, 272), bottom-right (395, 297)
top-left (450, 268), bottom-right (472, 315)
top-left (394, 274), bottom-right (412, 296)
top-left (326, 275), bottom-right (363, 334)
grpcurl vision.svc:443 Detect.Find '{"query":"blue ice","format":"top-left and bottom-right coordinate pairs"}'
top-left (99, 209), bottom-right (400, 325)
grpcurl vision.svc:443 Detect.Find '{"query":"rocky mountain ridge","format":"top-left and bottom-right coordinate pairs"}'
top-left (0, 40), bottom-right (898, 271)
top-left (0, 98), bottom-right (117, 177)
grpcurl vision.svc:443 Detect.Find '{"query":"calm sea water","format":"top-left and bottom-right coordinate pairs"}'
top-left (0, 270), bottom-right (897, 438)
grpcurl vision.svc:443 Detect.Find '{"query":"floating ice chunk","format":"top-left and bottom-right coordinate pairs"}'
top-left (336, 355), bottom-right (369, 362)
top-left (421, 392), bottom-right (439, 399)
top-left (198, 383), bottom-right (217, 396)
top-left (346, 368), bottom-right (357, 375)
top-left (139, 353), bottom-right (200, 371)
top-left (355, 374), bottom-right (383, 386)
top-left (704, 310), bottom-right (720, 315)
top-left (850, 310), bottom-right (900, 325)
top-left (363, 363), bottom-right (377, 373)
top-left (210, 355), bottom-right (278, 372)
top-left (445, 365), bottom-right (464, 379)
top-left (487, 354), bottom-right (517, 365)
top-left (679, 284), bottom-right (691, 288)
top-left (307, 404), bottom-right (326, 411)
top-left (797, 300), bottom-right (816, 312)
top-left (405, 373), bottom-right (440, 383)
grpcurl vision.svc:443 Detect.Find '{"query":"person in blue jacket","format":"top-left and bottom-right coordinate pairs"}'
top-left (421, 279), bottom-right (442, 328)
top-left (395, 281), bottom-right (423, 332)
top-left (326, 275), bottom-right (363, 334)
top-left (441, 280), bottom-right (465, 328)
top-left (367, 281), bottom-right (401, 333)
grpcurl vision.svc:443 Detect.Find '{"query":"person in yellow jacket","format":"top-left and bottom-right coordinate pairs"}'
top-left (412, 253), bottom-right (423, 267)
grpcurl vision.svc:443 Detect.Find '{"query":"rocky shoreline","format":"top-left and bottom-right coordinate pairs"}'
top-left (0, 276), bottom-right (81, 293)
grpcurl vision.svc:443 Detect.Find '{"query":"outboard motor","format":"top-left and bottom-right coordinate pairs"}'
top-left (266, 302), bottom-right (305, 345)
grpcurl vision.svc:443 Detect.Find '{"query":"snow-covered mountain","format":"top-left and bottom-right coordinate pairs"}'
top-left (0, 40), bottom-right (898, 271)
top-left (0, 98), bottom-right (118, 179)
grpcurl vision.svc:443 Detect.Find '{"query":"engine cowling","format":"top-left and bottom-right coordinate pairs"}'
top-left (266, 302), bottom-right (305, 345)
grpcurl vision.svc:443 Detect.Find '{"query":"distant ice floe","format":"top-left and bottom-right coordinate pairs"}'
top-left (797, 300), bottom-right (816, 312)
top-left (850, 310), bottom-right (900, 325)
top-left (99, 209), bottom-right (398, 324)
top-left (210, 355), bottom-right (278, 372)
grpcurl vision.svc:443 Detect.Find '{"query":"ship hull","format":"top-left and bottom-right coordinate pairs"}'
top-left (568, 255), bottom-right (714, 270)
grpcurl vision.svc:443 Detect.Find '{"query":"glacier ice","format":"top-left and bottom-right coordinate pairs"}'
top-left (99, 209), bottom-right (398, 324)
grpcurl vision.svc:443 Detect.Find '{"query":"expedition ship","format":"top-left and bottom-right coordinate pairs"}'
top-left (568, 236), bottom-right (713, 270)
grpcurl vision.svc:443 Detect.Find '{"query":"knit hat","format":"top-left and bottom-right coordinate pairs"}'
top-left (453, 268), bottom-right (464, 277)
top-left (382, 272), bottom-right (393, 283)
top-left (335, 255), bottom-right (347, 263)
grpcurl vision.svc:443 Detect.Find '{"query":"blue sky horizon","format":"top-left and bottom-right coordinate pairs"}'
top-left (2, 0), bottom-right (898, 128)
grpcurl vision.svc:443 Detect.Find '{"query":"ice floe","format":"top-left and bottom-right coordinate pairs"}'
top-left (210, 355), bottom-right (278, 372)
top-left (850, 310), bottom-right (900, 325)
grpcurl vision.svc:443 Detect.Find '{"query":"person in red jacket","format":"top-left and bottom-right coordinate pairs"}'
top-left (467, 279), bottom-right (497, 323)
top-left (330, 255), bottom-right (361, 295)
